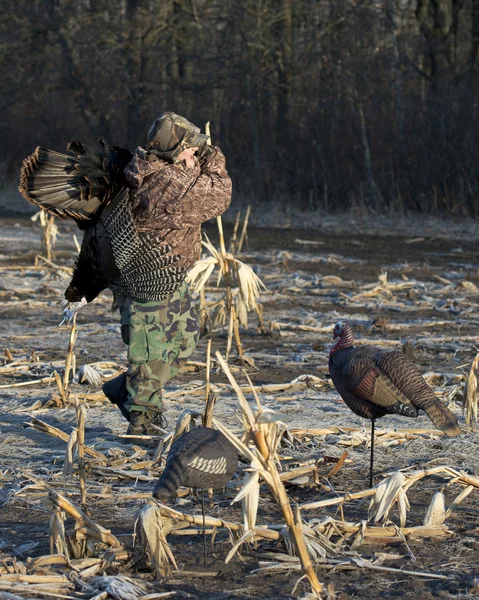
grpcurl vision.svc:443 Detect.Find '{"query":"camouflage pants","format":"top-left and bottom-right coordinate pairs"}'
top-left (119, 282), bottom-right (200, 413)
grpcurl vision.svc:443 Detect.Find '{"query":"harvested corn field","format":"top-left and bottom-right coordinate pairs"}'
top-left (0, 216), bottom-right (479, 600)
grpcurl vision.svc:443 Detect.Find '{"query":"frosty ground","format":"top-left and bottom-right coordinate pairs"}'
top-left (0, 215), bottom-right (478, 599)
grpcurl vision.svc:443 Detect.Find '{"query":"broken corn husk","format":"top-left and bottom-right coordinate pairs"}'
top-left (214, 351), bottom-right (323, 597)
top-left (186, 234), bottom-right (267, 331)
top-left (134, 503), bottom-right (178, 575)
top-left (369, 471), bottom-right (410, 527)
top-left (423, 492), bottom-right (446, 527)
top-left (463, 353), bottom-right (479, 429)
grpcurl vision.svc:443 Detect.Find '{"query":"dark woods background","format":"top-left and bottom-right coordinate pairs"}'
top-left (1, 0), bottom-right (478, 215)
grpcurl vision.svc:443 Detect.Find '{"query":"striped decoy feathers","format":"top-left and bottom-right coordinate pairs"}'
top-left (153, 428), bottom-right (238, 500)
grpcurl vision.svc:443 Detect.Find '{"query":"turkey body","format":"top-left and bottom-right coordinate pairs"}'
top-left (65, 213), bottom-right (119, 303)
top-left (329, 324), bottom-right (461, 436)
top-left (153, 427), bottom-right (238, 500)
top-left (65, 189), bottom-right (185, 303)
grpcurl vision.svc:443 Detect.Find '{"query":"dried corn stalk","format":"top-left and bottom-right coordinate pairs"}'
top-left (423, 492), bottom-right (446, 527)
top-left (76, 364), bottom-right (103, 386)
top-left (369, 471), bottom-right (410, 527)
top-left (49, 508), bottom-right (70, 559)
top-left (62, 316), bottom-right (79, 396)
top-left (237, 205), bottom-right (251, 254)
top-left (63, 428), bottom-right (78, 477)
top-left (186, 233), bottom-right (266, 360)
top-left (463, 353), bottom-right (479, 429)
top-left (303, 465), bottom-right (479, 512)
top-left (134, 503), bottom-right (178, 575)
top-left (231, 458), bottom-right (262, 531)
top-left (214, 351), bottom-right (323, 597)
top-left (32, 209), bottom-right (58, 260)
top-left (48, 490), bottom-right (121, 559)
top-left (75, 397), bottom-right (87, 507)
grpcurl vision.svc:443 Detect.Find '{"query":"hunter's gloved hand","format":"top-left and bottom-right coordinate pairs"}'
top-left (196, 142), bottom-right (213, 164)
top-left (59, 298), bottom-right (87, 326)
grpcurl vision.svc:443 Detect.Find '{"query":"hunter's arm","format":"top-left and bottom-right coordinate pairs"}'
top-left (163, 146), bottom-right (232, 228)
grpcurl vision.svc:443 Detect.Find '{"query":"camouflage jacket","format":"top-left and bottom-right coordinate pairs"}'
top-left (124, 145), bottom-right (232, 270)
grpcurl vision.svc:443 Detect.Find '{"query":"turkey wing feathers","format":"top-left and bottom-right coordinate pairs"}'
top-left (374, 349), bottom-right (439, 407)
top-left (353, 367), bottom-right (416, 412)
top-left (331, 348), bottom-right (416, 417)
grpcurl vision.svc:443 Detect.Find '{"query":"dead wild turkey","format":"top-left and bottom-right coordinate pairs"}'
top-left (329, 320), bottom-right (462, 487)
top-left (19, 140), bottom-right (185, 322)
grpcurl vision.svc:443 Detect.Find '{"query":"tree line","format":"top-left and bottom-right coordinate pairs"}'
top-left (1, 0), bottom-right (477, 215)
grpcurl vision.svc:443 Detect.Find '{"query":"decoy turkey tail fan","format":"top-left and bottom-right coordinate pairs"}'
top-left (423, 399), bottom-right (462, 437)
top-left (19, 141), bottom-right (132, 222)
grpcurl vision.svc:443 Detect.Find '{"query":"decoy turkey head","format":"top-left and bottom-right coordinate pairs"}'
top-left (333, 321), bottom-right (345, 338)
top-left (331, 320), bottom-right (354, 351)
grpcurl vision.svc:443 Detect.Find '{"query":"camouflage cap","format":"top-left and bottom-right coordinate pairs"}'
top-left (147, 112), bottom-right (209, 162)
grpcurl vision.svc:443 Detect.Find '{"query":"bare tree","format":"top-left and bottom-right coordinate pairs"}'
top-left (1, 0), bottom-right (478, 216)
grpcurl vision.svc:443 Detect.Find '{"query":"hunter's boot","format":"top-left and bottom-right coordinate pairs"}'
top-left (126, 407), bottom-right (168, 445)
top-left (102, 373), bottom-right (130, 422)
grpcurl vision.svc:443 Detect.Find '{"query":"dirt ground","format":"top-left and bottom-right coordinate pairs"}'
top-left (0, 215), bottom-right (479, 599)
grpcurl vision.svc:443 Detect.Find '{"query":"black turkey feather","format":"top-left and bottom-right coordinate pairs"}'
top-left (63, 188), bottom-right (185, 304)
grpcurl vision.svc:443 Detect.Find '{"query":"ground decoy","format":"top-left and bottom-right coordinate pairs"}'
top-left (328, 320), bottom-right (461, 487)
top-left (153, 427), bottom-right (238, 564)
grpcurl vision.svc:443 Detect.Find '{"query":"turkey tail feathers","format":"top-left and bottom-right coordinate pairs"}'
top-left (19, 142), bottom-right (118, 221)
top-left (423, 401), bottom-right (462, 437)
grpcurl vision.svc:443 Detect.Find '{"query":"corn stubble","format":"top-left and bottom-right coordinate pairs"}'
top-left (463, 352), bottom-right (479, 430)
top-left (187, 232), bottom-right (267, 362)
top-left (139, 350), bottom-right (324, 596)
top-left (5, 225), bottom-right (478, 597)
top-left (20, 372), bottom-right (478, 599)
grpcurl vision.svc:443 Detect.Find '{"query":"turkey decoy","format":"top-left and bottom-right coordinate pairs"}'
top-left (153, 427), bottom-right (238, 499)
top-left (329, 320), bottom-right (462, 487)
top-left (153, 427), bottom-right (238, 565)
